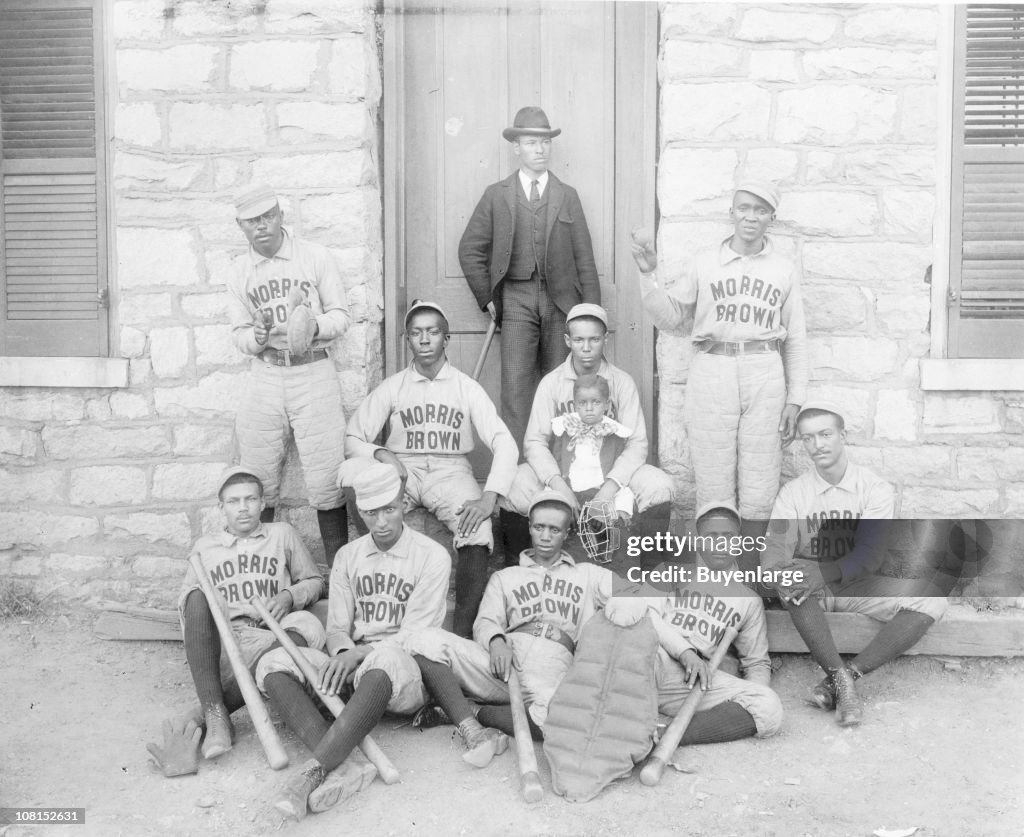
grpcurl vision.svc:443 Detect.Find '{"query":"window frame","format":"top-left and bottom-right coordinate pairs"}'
top-left (924, 3), bottom-right (1024, 391)
top-left (0, 0), bottom-right (125, 387)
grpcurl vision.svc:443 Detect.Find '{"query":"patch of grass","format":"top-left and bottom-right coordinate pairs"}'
top-left (0, 579), bottom-right (45, 620)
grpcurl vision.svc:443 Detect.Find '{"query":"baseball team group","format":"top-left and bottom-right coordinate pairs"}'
top-left (146, 107), bottom-right (949, 818)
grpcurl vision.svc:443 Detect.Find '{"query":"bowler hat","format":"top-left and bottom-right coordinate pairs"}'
top-left (503, 106), bottom-right (562, 142)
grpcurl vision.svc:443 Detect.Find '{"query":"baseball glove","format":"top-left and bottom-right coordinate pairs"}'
top-left (286, 288), bottom-right (316, 356)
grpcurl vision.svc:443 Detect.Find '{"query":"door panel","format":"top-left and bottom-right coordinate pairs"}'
top-left (384, 1), bottom-right (657, 469)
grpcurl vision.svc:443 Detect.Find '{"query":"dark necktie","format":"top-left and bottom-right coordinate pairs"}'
top-left (530, 179), bottom-right (540, 204)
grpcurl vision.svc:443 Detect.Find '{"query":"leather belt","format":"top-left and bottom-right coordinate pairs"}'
top-left (511, 621), bottom-right (575, 655)
top-left (699, 338), bottom-right (780, 356)
top-left (258, 347), bottom-right (329, 367)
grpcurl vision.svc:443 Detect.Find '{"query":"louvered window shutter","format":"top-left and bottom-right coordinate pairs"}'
top-left (0, 0), bottom-right (108, 357)
top-left (949, 4), bottom-right (1024, 358)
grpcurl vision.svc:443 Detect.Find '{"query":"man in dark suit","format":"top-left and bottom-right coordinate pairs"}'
top-left (459, 106), bottom-right (600, 452)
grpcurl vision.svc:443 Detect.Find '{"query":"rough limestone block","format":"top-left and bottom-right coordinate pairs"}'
top-left (804, 48), bottom-right (937, 81)
top-left (194, 324), bottom-right (243, 367)
top-left (169, 103), bottom-right (266, 151)
top-left (48, 554), bottom-right (111, 578)
top-left (662, 41), bottom-right (743, 80)
top-left (845, 7), bottom-right (939, 45)
top-left (149, 327), bottom-right (191, 379)
top-left (153, 371), bottom-right (247, 419)
top-left (132, 555), bottom-right (185, 578)
top-left (264, 0), bottom-right (368, 34)
top-left (748, 50), bottom-right (800, 83)
top-left (923, 394), bottom-right (1000, 435)
top-left (781, 191), bottom-right (879, 237)
top-left (172, 424), bottom-right (235, 457)
top-left (663, 83), bottom-right (771, 142)
top-left (114, 154), bottom-right (205, 191)
top-left (0, 468), bottom-right (64, 504)
top-left (881, 189), bottom-right (935, 239)
top-left (328, 36), bottom-right (369, 99)
top-left (658, 147), bottom-right (737, 216)
top-left (114, 103), bottom-right (161, 148)
top-left (119, 293), bottom-right (173, 324)
top-left (171, 0), bottom-right (261, 36)
top-left (901, 488), bottom-right (999, 518)
top-left (873, 390), bottom-right (919, 442)
top-left (0, 427), bottom-right (39, 459)
top-left (276, 103), bottom-right (365, 145)
top-left (230, 41), bottom-right (319, 91)
top-left (802, 283), bottom-right (868, 332)
top-left (152, 462), bottom-right (228, 501)
top-left (119, 327), bottom-right (147, 359)
top-left (181, 293), bottom-right (230, 320)
top-left (803, 242), bottom-right (930, 287)
top-left (882, 446), bottom-right (952, 481)
top-left (809, 336), bottom-right (899, 382)
top-left (118, 229), bottom-right (200, 287)
top-left (253, 151), bottom-right (364, 190)
top-left (70, 466), bottom-right (148, 506)
top-left (957, 448), bottom-right (1024, 483)
top-left (661, 3), bottom-right (738, 38)
top-left (42, 425), bottom-right (169, 460)
top-left (735, 9), bottom-right (837, 43)
top-left (113, 0), bottom-right (165, 41)
top-left (117, 45), bottom-right (217, 93)
top-left (105, 511), bottom-right (192, 547)
top-left (0, 393), bottom-right (87, 422)
top-left (775, 86), bottom-right (897, 145)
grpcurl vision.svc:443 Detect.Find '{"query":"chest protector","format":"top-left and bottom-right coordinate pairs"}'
top-left (542, 612), bottom-right (659, 802)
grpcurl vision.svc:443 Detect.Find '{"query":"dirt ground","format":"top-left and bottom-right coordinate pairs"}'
top-left (1, 610), bottom-right (1022, 837)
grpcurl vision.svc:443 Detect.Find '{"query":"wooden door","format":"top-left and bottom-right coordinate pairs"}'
top-left (383, 0), bottom-right (657, 444)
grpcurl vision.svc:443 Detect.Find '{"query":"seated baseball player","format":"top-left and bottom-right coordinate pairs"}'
top-left (642, 502), bottom-right (783, 743)
top-left (148, 466), bottom-right (325, 778)
top-left (406, 489), bottom-right (619, 763)
top-left (500, 303), bottom-right (674, 566)
top-left (259, 461), bottom-right (450, 819)
top-left (345, 300), bottom-right (518, 638)
top-left (762, 401), bottom-right (948, 727)
top-left (550, 373), bottom-right (635, 517)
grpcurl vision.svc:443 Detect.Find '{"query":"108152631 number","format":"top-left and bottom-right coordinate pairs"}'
top-left (0, 808), bottom-right (84, 824)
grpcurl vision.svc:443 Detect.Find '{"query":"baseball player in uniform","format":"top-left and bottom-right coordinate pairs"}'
top-left (148, 466), bottom-right (325, 777)
top-left (459, 106), bottom-right (600, 452)
top-left (345, 300), bottom-right (518, 638)
top-left (259, 462), bottom-right (451, 819)
top-left (638, 503), bottom-right (782, 743)
top-left (227, 184), bottom-right (350, 570)
top-left (500, 303), bottom-right (674, 565)
top-left (407, 489), bottom-right (617, 757)
top-left (762, 402), bottom-right (948, 726)
top-left (631, 182), bottom-right (808, 558)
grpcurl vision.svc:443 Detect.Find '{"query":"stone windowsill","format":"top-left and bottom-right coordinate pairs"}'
top-left (0, 357), bottom-right (129, 388)
top-left (920, 358), bottom-right (1024, 392)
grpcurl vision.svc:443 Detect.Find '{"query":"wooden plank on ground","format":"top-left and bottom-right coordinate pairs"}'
top-left (95, 611), bottom-right (180, 642)
top-left (766, 607), bottom-right (1024, 657)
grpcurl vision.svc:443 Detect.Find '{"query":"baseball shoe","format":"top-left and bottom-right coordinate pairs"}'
top-left (308, 752), bottom-right (377, 813)
top-left (832, 667), bottom-right (863, 727)
top-left (412, 701), bottom-right (451, 729)
top-left (458, 719), bottom-right (509, 768)
top-left (275, 759), bottom-right (326, 821)
top-left (808, 675), bottom-right (836, 711)
top-left (200, 703), bottom-right (234, 760)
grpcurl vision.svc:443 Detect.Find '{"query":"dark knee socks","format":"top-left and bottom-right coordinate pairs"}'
top-left (183, 589), bottom-right (224, 708)
top-left (453, 545), bottom-right (490, 638)
top-left (852, 610), bottom-right (936, 676)
top-left (476, 704), bottom-right (544, 741)
top-left (313, 669), bottom-right (393, 772)
top-left (784, 597), bottom-right (844, 672)
top-left (317, 505), bottom-right (349, 570)
top-left (264, 671), bottom-right (331, 752)
top-left (681, 701), bottom-right (757, 745)
top-left (500, 509), bottom-right (531, 569)
top-left (414, 656), bottom-right (474, 724)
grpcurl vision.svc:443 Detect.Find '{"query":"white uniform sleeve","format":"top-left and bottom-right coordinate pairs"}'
top-left (523, 374), bottom-right (562, 487)
top-left (326, 550), bottom-right (358, 654)
top-left (734, 599), bottom-right (772, 686)
top-left (638, 268), bottom-right (696, 337)
top-left (761, 484), bottom-right (800, 571)
top-left (227, 259), bottom-right (264, 356)
top-left (345, 378), bottom-right (395, 460)
top-left (386, 546), bottom-right (451, 648)
top-left (281, 525), bottom-right (324, 609)
top-left (780, 272), bottom-right (808, 406)
top-left (466, 378), bottom-right (519, 496)
top-left (311, 246), bottom-right (350, 343)
top-left (474, 572), bottom-right (511, 648)
top-left (838, 478), bottom-right (896, 582)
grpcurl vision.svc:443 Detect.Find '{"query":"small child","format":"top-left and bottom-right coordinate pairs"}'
top-left (551, 374), bottom-right (635, 517)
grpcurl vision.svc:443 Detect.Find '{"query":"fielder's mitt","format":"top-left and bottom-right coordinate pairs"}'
top-left (286, 288), bottom-right (316, 356)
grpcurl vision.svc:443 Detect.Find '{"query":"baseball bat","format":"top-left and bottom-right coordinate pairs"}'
top-left (507, 669), bottom-right (543, 803)
top-left (248, 597), bottom-right (400, 785)
top-left (472, 319), bottom-right (498, 381)
top-left (187, 554), bottom-right (289, 770)
top-left (639, 626), bottom-right (738, 786)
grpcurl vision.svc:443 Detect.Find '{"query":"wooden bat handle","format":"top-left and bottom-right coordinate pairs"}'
top-left (508, 669), bottom-right (543, 803)
top-left (639, 626), bottom-right (739, 787)
top-left (248, 597), bottom-right (400, 785)
top-left (188, 554), bottom-right (289, 770)
top-left (472, 319), bottom-right (498, 381)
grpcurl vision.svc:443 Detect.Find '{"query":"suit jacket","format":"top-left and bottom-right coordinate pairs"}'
top-left (458, 172), bottom-right (600, 322)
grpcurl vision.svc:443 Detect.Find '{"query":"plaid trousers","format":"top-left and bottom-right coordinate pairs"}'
top-left (500, 276), bottom-right (571, 452)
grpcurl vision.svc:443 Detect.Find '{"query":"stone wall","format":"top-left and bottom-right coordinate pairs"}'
top-left (0, 0), bottom-right (383, 606)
